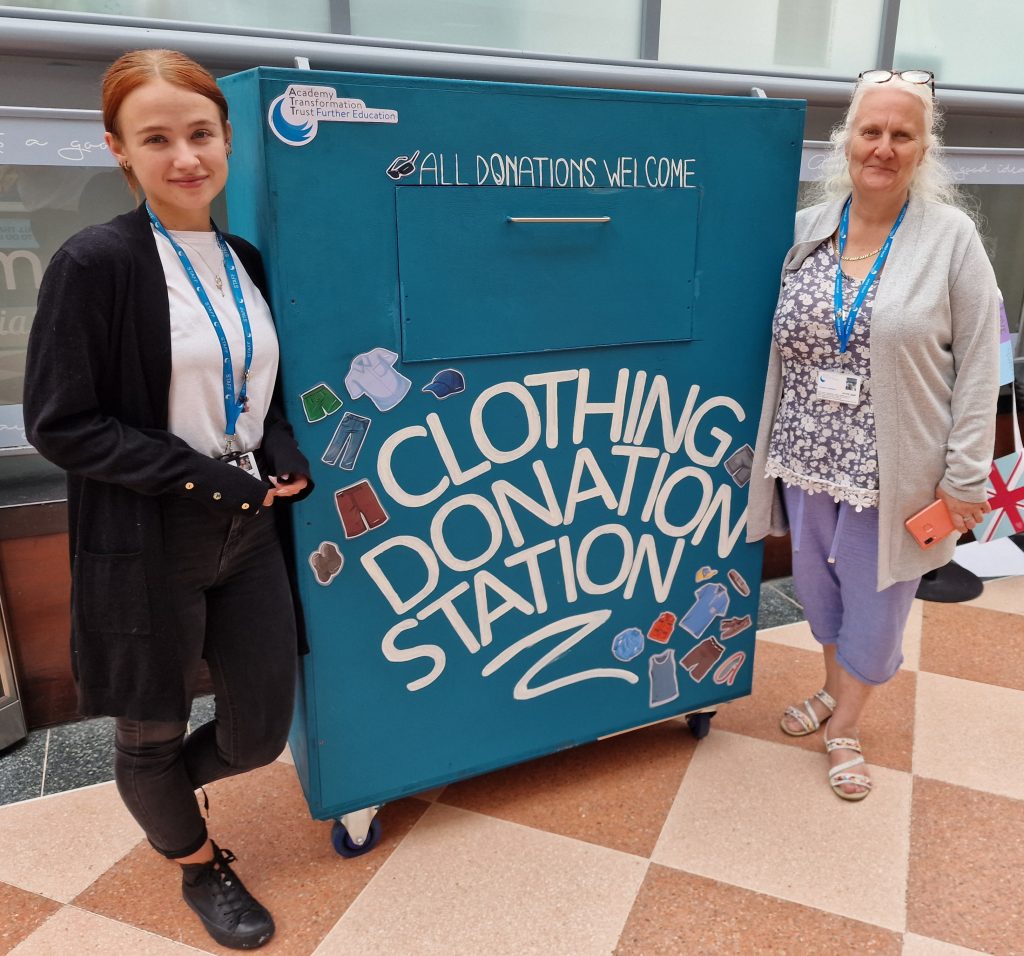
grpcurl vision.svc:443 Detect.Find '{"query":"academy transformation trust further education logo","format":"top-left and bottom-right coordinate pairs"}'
top-left (268, 84), bottom-right (399, 147)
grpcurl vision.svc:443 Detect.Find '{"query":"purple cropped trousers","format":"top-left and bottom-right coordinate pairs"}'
top-left (783, 484), bottom-right (919, 685)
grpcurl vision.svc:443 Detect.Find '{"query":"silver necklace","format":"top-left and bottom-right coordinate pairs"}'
top-left (178, 237), bottom-right (226, 297)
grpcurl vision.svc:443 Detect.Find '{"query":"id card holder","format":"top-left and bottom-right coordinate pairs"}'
top-left (221, 450), bottom-right (262, 480)
top-left (814, 368), bottom-right (861, 405)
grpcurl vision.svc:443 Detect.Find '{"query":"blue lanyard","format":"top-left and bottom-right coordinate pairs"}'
top-left (833, 195), bottom-right (908, 354)
top-left (146, 203), bottom-right (253, 446)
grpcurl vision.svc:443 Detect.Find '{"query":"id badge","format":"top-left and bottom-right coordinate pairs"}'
top-left (814, 368), bottom-right (861, 405)
top-left (223, 450), bottom-right (262, 480)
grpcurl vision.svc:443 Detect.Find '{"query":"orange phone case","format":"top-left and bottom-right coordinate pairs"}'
top-left (905, 499), bottom-right (956, 549)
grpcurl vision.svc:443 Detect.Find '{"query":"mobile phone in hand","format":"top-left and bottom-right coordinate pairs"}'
top-left (905, 499), bottom-right (956, 549)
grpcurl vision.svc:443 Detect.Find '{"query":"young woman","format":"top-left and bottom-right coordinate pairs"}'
top-left (24, 50), bottom-right (312, 949)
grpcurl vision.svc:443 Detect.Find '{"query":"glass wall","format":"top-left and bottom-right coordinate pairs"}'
top-left (659, 0), bottom-right (884, 77)
top-left (894, 0), bottom-right (1024, 90)
top-left (6, 0), bottom-right (1024, 92)
top-left (349, 0), bottom-right (643, 59)
top-left (0, 113), bottom-right (135, 501)
top-left (4, 0), bottom-right (332, 32)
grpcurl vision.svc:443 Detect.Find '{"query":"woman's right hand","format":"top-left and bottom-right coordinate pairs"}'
top-left (936, 485), bottom-right (990, 534)
top-left (262, 474), bottom-right (310, 507)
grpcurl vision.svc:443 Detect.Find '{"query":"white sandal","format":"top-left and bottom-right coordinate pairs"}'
top-left (780, 689), bottom-right (837, 737)
top-left (825, 729), bottom-right (873, 801)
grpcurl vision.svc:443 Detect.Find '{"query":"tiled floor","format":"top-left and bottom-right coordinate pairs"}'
top-left (1, 576), bottom-right (1021, 956)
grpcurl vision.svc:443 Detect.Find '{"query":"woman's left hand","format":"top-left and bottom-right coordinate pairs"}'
top-left (267, 474), bottom-right (309, 500)
top-left (936, 485), bottom-right (991, 534)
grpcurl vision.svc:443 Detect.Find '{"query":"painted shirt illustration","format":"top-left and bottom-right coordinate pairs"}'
top-left (679, 583), bottom-right (730, 639)
top-left (345, 347), bottom-right (411, 412)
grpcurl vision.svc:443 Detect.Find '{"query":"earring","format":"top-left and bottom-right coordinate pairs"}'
top-left (226, 144), bottom-right (233, 157)
top-left (119, 161), bottom-right (131, 171)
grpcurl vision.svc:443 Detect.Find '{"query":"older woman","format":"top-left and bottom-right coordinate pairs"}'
top-left (748, 70), bottom-right (999, 800)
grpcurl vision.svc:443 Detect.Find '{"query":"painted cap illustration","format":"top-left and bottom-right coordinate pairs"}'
top-left (695, 565), bottom-right (718, 582)
top-left (422, 368), bottom-right (466, 399)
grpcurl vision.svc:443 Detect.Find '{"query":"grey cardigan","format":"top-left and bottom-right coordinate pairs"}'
top-left (747, 196), bottom-right (1000, 590)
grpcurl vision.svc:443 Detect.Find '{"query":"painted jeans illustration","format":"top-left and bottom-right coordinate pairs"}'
top-left (335, 480), bottom-right (389, 538)
top-left (322, 412), bottom-right (371, 471)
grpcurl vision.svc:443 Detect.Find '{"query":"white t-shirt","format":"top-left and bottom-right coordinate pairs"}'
top-left (153, 226), bottom-right (280, 458)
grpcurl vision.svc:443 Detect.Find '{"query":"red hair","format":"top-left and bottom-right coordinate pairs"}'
top-left (102, 49), bottom-right (229, 193)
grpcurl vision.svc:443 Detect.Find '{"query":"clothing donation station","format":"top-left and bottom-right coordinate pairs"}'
top-left (220, 66), bottom-right (804, 854)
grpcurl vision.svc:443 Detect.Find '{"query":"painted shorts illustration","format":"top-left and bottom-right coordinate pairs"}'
top-left (680, 637), bottom-right (726, 683)
top-left (300, 382), bottom-right (343, 423)
top-left (335, 480), bottom-right (389, 538)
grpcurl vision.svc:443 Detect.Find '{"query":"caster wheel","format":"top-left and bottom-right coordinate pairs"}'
top-left (687, 711), bottom-right (715, 740)
top-left (332, 817), bottom-right (382, 858)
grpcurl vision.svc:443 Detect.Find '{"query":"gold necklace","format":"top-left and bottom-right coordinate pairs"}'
top-left (178, 238), bottom-right (226, 297)
top-left (833, 236), bottom-right (882, 262)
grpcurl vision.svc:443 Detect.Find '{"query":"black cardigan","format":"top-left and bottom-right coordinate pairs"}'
top-left (24, 203), bottom-right (312, 720)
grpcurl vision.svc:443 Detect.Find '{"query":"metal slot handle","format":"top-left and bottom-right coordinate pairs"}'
top-left (506, 216), bottom-right (611, 223)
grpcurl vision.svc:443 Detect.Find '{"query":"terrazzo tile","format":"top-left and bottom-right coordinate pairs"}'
top-left (8, 906), bottom-right (206, 955)
top-left (187, 695), bottom-right (215, 732)
top-left (75, 760), bottom-right (429, 956)
top-left (757, 582), bottom-right (806, 629)
top-left (43, 717), bottom-right (116, 795)
top-left (652, 731), bottom-right (913, 931)
top-left (902, 934), bottom-right (989, 956)
top-left (715, 640), bottom-right (916, 772)
top-left (919, 602), bottom-right (1024, 691)
top-left (439, 716), bottom-right (696, 856)
top-left (314, 802), bottom-right (648, 956)
top-left (901, 599), bottom-right (924, 671)
top-left (961, 574), bottom-right (1024, 617)
top-left (913, 671), bottom-right (1024, 800)
top-left (0, 781), bottom-right (143, 902)
top-left (907, 778), bottom-right (1024, 956)
top-left (767, 576), bottom-right (802, 608)
top-left (755, 618), bottom-right (820, 653)
top-left (0, 730), bottom-right (46, 806)
top-left (0, 883), bottom-right (61, 956)
top-left (614, 864), bottom-right (901, 955)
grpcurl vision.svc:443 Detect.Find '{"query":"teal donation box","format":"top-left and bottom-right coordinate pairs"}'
top-left (220, 67), bottom-right (804, 853)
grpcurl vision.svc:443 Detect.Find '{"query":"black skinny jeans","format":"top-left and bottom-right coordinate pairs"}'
top-left (114, 496), bottom-right (297, 858)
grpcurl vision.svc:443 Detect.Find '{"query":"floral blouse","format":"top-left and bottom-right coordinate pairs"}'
top-left (765, 239), bottom-right (880, 511)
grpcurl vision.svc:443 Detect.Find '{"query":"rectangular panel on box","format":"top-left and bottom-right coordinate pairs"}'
top-left (397, 186), bottom-right (698, 361)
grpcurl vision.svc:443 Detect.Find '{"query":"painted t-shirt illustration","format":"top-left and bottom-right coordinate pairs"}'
top-left (679, 582), bottom-right (730, 639)
top-left (345, 347), bottom-right (411, 412)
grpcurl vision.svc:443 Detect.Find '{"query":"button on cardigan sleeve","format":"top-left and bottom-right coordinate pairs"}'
top-left (24, 244), bottom-right (268, 515)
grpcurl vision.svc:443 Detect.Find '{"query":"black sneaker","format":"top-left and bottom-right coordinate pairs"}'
top-left (181, 842), bottom-right (275, 949)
